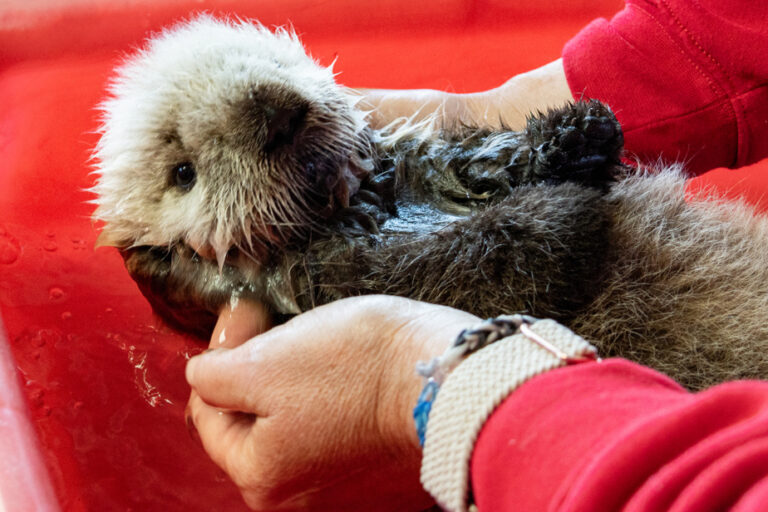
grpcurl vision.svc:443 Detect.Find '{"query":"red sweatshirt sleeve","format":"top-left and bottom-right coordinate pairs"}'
top-left (562, 0), bottom-right (768, 175)
top-left (471, 359), bottom-right (768, 511)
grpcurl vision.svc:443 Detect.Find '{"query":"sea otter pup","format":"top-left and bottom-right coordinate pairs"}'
top-left (91, 16), bottom-right (768, 390)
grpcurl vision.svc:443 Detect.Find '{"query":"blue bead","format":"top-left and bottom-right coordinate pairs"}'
top-left (414, 379), bottom-right (440, 446)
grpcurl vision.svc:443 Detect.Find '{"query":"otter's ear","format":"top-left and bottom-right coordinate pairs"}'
top-left (94, 229), bottom-right (126, 249)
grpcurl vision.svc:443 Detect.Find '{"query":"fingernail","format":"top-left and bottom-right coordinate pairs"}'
top-left (185, 407), bottom-right (201, 443)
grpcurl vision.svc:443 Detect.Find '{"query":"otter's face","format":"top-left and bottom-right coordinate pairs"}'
top-left (92, 17), bottom-right (372, 265)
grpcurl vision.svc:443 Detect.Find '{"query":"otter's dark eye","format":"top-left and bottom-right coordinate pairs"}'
top-left (173, 162), bottom-right (196, 190)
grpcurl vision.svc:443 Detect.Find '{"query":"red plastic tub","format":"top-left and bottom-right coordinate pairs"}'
top-left (2, 0), bottom-right (765, 510)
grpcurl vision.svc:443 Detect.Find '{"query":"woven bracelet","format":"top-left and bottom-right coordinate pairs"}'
top-left (413, 315), bottom-right (596, 446)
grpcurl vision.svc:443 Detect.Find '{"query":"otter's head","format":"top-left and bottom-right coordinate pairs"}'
top-left (92, 16), bottom-right (373, 265)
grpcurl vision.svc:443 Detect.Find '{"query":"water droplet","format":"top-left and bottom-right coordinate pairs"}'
top-left (105, 307), bottom-right (113, 313)
top-left (109, 333), bottom-right (127, 349)
top-left (45, 231), bottom-right (55, 239)
top-left (133, 323), bottom-right (159, 335)
top-left (61, 311), bottom-right (72, 320)
top-left (49, 287), bottom-right (65, 301)
top-left (0, 231), bottom-right (21, 264)
top-left (73, 401), bottom-right (84, 410)
top-left (14, 328), bottom-right (62, 352)
top-left (43, 241), bottom-right (58, 252)
top-left (72, 239), bottom-right (87, 250)
top-left (31, 328), bottom-right (61, 347)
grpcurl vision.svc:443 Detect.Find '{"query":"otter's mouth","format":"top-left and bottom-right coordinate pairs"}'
top-left (189, 155), bottom-right (373, 268)
top-left (188, 242), bottom-right (244, 267)
top-left (187, 94), bottom-right (376, 267)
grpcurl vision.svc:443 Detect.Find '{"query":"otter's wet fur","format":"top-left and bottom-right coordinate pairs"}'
top-left (92, 17), bottom-right (768, 391)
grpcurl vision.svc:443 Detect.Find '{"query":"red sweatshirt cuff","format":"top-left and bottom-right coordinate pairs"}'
top-left (471, 359), bottom-right (768, 511)
top-left (562, 0), bottom-right (768, 175)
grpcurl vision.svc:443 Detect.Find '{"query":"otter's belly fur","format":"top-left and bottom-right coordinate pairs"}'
top-left (121, 101), bottom-right (768, 391)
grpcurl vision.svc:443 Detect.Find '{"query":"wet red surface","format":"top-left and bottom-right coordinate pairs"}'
top-left (0, 55), bottom-right (250, 510)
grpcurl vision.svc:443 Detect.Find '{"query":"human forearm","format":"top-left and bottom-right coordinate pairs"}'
top-left (358, 59), bottom-right (571, 131)
top-left (465, 59), bottom-right (572, 130)
top-left (468, 360), bottom-right (768, 511)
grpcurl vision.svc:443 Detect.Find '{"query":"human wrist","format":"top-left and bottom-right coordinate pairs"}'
top-left (419, 317), bottom-right (599, 512)
top-left (461, 58), bottom-right (572, 130)
top-left (388, 335), bottom-right (451, 454)
top-left (374, 306), bottom-right (479, 454)
top-left (356, 87), bottom-right (457, 129)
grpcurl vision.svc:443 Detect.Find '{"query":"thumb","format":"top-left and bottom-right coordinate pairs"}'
top-left (186, 345), bottom-right (263, 413)
top-left (188, 298), bottom-right (271, 413)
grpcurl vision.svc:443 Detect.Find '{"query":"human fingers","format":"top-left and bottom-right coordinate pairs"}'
top-left (186, 298), bottom-right (272, 415)
top-left (187, 296), bottom-right (480, 511)
top-left (211, 298), bottom-right (272, 349)
top-left (186, 391), bottom-right (255, 475)
top-left (187, 297), bottom-right (383, 415)
top-left (188, 313), bottom-right (304, 414)
top-left (186, 343), bottom-right (267, 413)
top-left (189, 295), bottom-right (480, 430)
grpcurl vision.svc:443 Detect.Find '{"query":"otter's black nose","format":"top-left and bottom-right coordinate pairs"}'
top-left (263, 104), bottom-right (307, 152)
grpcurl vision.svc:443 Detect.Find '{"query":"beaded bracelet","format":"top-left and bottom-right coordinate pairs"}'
top-left (413, 315), bottom-right (596, 446)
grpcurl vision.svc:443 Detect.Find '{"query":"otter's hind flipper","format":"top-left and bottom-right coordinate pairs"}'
top-left (384, 100), bottom-right (624, 214)
top-left (522, 100), bottom-right (624, 186)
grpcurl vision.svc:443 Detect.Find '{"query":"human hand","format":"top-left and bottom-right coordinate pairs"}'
top-left (185, 295), bottom-right (479, 511)
top-left (357, 58), bottom-right (572, 132)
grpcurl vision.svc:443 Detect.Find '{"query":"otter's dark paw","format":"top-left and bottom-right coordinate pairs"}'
top-left (452, 164), bottom-right (513, 205)
top-left (525, 100), bottom-right (624, 186)
top-left (329, 190), bottom-right (392, 237)
top-left (335, 204), bottom-right (381, 235)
